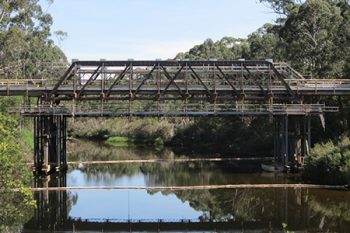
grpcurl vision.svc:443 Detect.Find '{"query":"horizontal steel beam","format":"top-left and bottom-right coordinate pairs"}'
top-left (16, 104), bottom-right (337, 117)
top-left (72, 60), bottom-right (273, 67)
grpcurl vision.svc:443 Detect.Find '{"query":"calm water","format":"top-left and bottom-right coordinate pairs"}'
top-left (22, 141), bottom-right (350, 232)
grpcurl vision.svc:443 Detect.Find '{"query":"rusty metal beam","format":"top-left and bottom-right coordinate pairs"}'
top-left (77, 65), bottom-right (104, 98)
top-left (160, 64), bottom-right (185, 97)
top-left (243, 64), bottom-right (266, 96)
top-left (189, 66), bottom-right (211, 96)
top-left (105, 65), bottom-right (130, 97)
top-left (134, 65), bottom-right (156, 95)
top-left (215, 65), bottom-right (239, 95)
top-left (270, 64), bottom-right (296, 99)
top-left (51, 63), bottom-right (76, 96)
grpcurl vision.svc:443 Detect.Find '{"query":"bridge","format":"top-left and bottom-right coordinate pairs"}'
top-left (1, 60), bottom-right (349, 173)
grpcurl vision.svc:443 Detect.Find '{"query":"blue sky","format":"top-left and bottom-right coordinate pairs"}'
top-left (42, 0), bottom-right (277, 60)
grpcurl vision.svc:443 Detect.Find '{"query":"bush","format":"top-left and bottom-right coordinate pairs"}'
top-left (69, 117), bottom-right (175, 145)
top-left (0, 113), bottom-right (35, 230)
top-left (303, 137), bottom-right (350, 185)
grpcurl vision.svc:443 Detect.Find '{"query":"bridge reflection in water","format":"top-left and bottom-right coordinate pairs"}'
top-left (23, 173), bottom-right (350, 232)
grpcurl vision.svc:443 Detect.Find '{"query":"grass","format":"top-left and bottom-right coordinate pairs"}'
top-left (19, 129), bottom-right (34, 150)
top-left (106, 136), bottom-right (133, 147)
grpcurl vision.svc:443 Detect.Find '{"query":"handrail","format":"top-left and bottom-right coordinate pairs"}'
top-left (11, 103), bottom-right (338, 116)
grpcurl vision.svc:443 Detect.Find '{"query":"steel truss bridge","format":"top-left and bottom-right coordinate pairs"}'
top-left (2, 60), bottom-right (350, 173)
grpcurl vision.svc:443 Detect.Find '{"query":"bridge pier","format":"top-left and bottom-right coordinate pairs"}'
top-left (274, 115), bottom-right (311, 166)
top-left (33, 115), bottom-right (68, 174)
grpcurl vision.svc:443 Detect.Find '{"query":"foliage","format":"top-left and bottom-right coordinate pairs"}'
top-left (0, 0), bottom-right (67, 80)
top-left (68, 139), bottom-right (174, 162)
top-left (259, 0), bottom-right (301, 16)
top-left (0, 96), bottom-right (22, 112)
top-left (282, 223), bottom-right (294, 233)
top-left (303, 137), bottom-right (350, 185)
top-left (279, 0), bottom-right (347, 77)
top-left (175, 37), bottom-right (249, 60)
top-left (171, 116), bottom-right (273, 156)
top-left (0, 113), bottom-right (35, 231)
top-left (106, 136), bottom-right (131, 147)
top-left (69, 117), bottom-right (175, 146)
top-left (177, 1), bottom-right (350, 79)
top-left (247, 23), bottom-right (285, 60)
top-left (19, 128), bottom-right (34, 149)
top-left (0, 0), bottom-right (68, 228)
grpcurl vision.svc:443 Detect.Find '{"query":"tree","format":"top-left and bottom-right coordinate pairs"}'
top-left (280, 0), bottom-right (345, 77)
top-left (259, 0), bottom-right (350, 78)
top-left (259, 0), bottom-right (302, 16)
top-left (0, 113), bottom-right (35, 232)
top-left (0, 0), bottom-right (67, 80)
top-left (175, 37), bottom-right (249, 60)
top-left (247, 23), bottom-right (285, 60)
top-left (0, 1), bottom-right (67, 230)
top-left (337, 1), bottom-right (350, 77)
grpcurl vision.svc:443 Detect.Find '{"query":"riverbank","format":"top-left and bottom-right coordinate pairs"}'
top-left (68, 117), bottom-right (275, 156)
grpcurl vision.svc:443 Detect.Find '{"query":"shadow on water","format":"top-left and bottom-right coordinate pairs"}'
top-left (21, 141), bottom-right (350, 232)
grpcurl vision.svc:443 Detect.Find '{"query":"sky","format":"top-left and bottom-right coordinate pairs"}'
top-left (42, 0), bottom-right (278, 61)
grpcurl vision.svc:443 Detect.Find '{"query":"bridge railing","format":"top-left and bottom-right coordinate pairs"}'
top-left (13, 103), bottom-right (338, 116)
top-left (2, 79), bottom-right (349, 88)
top-left (286, 78), bottom-right (350, 85)
top-left (15, 105), bottom-right (71, 115)
top-left (0, 79), bottom-right (46, 86)
top-left (273, 62), bottom-right (305, 79)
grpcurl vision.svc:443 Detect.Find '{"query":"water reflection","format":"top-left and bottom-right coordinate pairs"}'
top-left (67, 162), bottom-right (292, 188)
top-left (24, 175), bottom-right (75, 231)
top-left (24, 175), bottom-right (350, 232)
top-left (22, 142), bottom-right (350, 232)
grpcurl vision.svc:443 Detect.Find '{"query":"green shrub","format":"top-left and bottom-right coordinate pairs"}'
top-left (69, 117), bottom-right (175, 145)
top-left (303, 137), bottom-right (350, 185)
top-left (19, 128), bottom-right (34, 150)
top-left (0, 113), bottom-right (35, 230)
top-left (106, 136), bottom-right (131, 147)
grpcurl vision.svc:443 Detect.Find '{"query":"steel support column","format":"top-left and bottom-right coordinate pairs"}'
top-left (274, 115), bottom-right (311, 167)
top-left (273, 116), bottom-right (286, 164)
top-left (33, 115), bottom-right (67, 174)
top-left (284, 115), bottom-right (289, 166)
top-left (273, 115), bottom-right (290, 166)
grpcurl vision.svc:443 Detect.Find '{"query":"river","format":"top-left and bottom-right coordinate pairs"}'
top-left (21, 140), bottom-right (350, 232)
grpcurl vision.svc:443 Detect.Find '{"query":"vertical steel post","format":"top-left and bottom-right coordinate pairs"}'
top-left (307, 115), bottom-right (311, 155)
top-left (57, 115), bottom-right (61, 169)
top-left (284, 115), bottom-right (289, 166)
top-left (129, 62), bottom-right (133, 118)
top-left (274, 116), bottom-right (284, 163)
top-left (43, 117), bottom-right (49, 173)
top-left (101, 64), bottom-right (105, 115)
top-left (33, 116), bottom-right (38, 171)
top-left (274, 117), bottom-right (277, 161)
